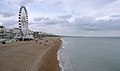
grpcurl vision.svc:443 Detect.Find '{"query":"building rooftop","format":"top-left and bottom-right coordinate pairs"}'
top-left (0, 26), bottom-right (4, 28)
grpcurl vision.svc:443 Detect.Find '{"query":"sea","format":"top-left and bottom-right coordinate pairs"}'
top-left (57, 37), bottom-right (120, 71)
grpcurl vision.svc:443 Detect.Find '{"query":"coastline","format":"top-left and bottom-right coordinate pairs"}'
top-left (38, 38), bottom-right (62, 71)
top-left (0, 37), bottom-right (62, 71)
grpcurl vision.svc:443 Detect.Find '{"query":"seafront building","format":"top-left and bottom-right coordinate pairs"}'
top-left (11, 28), bottom-right (19, 34)
top-left (0, 26), bottom-right (5, 33)
top-left (0, 26), bottom-right (5, 38)
top-left (0, 26), bottom-right (11, 39)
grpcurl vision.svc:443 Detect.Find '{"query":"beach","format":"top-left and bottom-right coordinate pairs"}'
top-left (0, 37), bottom-right (61, 71)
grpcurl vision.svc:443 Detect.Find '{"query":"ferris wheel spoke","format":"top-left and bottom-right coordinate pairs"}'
top-left (18, 6), bottom-right (29, 38)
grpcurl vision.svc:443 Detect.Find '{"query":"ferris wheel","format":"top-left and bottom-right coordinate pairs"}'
top-left (18, 6), bottom-right (28, 37)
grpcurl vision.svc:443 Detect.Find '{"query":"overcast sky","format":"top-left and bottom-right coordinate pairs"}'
top-left (0, 0), bottom-right (120, 36)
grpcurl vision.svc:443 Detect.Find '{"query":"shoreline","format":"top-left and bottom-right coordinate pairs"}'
top-left (38, 38), bottom-right (62, 71)
top-left (0, 37), bottom-right (62, 71)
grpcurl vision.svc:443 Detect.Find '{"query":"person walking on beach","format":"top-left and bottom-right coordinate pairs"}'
top-left (35, 39), bottom-right (38, 43)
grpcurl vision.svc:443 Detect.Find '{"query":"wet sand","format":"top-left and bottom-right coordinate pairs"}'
top-left (0, 37), bottom-right (62, 71)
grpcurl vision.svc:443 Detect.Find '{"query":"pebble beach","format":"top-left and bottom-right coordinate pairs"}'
top-left (0, 37), bottom-right (62, 71)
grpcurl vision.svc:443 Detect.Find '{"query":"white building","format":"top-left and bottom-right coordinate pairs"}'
top-left (0, 26), bottom-right (11, 38)
top-left (0, 26), bottom-right (5, 33)
top-left (11, 28), bottom-right (19, 34)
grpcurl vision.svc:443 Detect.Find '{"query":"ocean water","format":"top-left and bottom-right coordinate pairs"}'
top-left (58, 37), bottom-right (120, 71)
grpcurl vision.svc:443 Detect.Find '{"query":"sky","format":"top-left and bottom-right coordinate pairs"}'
top-left (0, 0), bottom-right (120, 36)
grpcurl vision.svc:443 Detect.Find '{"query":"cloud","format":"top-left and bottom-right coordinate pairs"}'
top-left (0, 22), bottom-right (2, 26)
top-left (110, 15), bottom-right (120, 18)
top-left (19, 0), bottom-right (34, 5)
top-left (41, 18), bottom-right (62, 25)
top-left (33, 17), bottom-right (58, 25)
top-left (43, 17), bottom-right (50, 20)
top-left (32, 16), bottom-right (70, 26)
top-left (72, 17), bottom-right (120, 31)
top-left (42, 20), bottom-right (58, 25)
top-left (34, 17), bottom-right (44, 21)
top-left (93, 0), bottom-right (120, 19)
top-left (87, 0), bottom-right (117, 9)
top-left (29, 16), bottom-right (120, 35)
top-left (0, 0), bottom-right (17, 17)
top-left (54, 1), bottom-right (63, 6)
top-left (32, 16), bottom-right (120, 32)
top-left (2, 20), bottom-right (18, 29)
top-left (0, 11), bottom-right (15, 17)
top-left (58, 15), bottom-right (72, 19)
top-left (70, 0), bottom-right (117, 9)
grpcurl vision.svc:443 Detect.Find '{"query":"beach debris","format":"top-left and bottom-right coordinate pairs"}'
top-left (46, 40), bottom-right (48, 42)
top-left (44, 44), bottom-right (46, 46)
top-left (2, 42), bottom-right (6, 44)
top-left (35, 39), bottom-right (38, 43)
top-left (55, 41), bottom-right (57, 44)
top-left (39, 42), bottom-right (42, 44)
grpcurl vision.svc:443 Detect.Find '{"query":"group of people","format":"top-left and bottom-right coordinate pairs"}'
top-left (35, 38), bottom-right (44, 43)
top-left (35, 38), bottom-right (49, 46)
